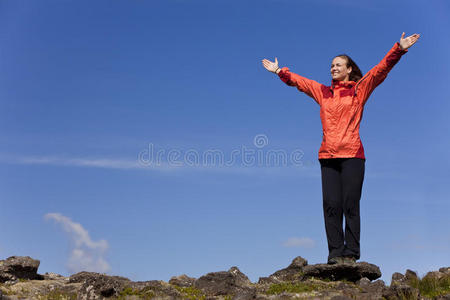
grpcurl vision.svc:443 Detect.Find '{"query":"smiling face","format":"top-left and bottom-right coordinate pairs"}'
top-left (331, 56), bottom-right (352, 82)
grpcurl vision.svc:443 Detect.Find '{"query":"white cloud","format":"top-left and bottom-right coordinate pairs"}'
top-left (15, 155), bottom-right (167, 171)
top-left (0, 154), bottom-right (319, 177)
top-left (283, 237), bottom-right (316, 248)
top-left (45, 213), bottom-right (111, 274)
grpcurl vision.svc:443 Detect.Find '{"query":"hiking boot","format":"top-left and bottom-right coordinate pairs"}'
top-left (327, 256), bottom-right (345, 265)
top-left (342, 256), bottom-right (357, 264)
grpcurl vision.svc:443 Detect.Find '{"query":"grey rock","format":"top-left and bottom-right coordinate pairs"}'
top-left (358, 278), bottom-right (387, 296)
top-left (330, 296), bottom-right (353, 300)
top-left (405, 269), bottom-right (419, 282)
top-left (0, 256), bottom-right (43, 283)
top-left (391, 272), bottom-right (405, 285)
top-left (69, 271), bottom-right (132, 297)
top-left (232, 288), bottom-right (257, 300)
top-left (256, 276), bottom-right (276, 285)
top-left (302, 261), bottom-right (381, 282)
top-left (439, 267), bottom-right (450, 274)
top-left (391, 269), bottom-right (419, 288)
top-left (420, 270), bottom-right (448, 288)
top-left (437, 293), bottom-right (450, 300)
top-left (383, 283), bottom-right (419, 300)
top-left (42, 272), bottom-right (66, 281)
top-left (371, 279), bottom-right (386, 288)
top-left (286, 256), bottom-right (308, 268)
top-left (356, 277), bottom-right (371, 287)
top-left (258, 256), bottom-right (307, 284)
top-left (194, 266), bottom-right (253, 297)
top-left (169, 274), bottom-right (195, 287)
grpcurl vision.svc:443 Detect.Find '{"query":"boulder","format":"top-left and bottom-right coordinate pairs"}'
top-left (371, 279), bottom-right (386, 289)
top-left (356, 277), bottom-right (371, 287)
top-left (258, 256), bottom-right (308, 284)
top-left (383, 283), bottom-right (419, 300)
top-left (169, 274), bottom-right (196, 287)
top-left (302, 262), bottom-right (381, 282)
top-left (194, 266), bottom-right (254, 296)
top-left (405, 269), bottom-right (419, 282)
top-left (391, 272), bottom-right (405, 285)
top-left (357, 278), bottom-right (387, 297)
top-left (42, 272), bottom-right (67, 281)
top-left (0, 256), bottom-right (43, 283)
top-left (423, 270), bottom-right (446, 281)
top-left (231, 288), bottom-right (257, 300)
top-left (69, 271), bottom-right (132, 298)
top-left (391, 269), bottom-right (421, 289)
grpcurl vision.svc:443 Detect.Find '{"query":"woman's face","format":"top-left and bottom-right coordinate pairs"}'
top-left (331, 57), bottom-right (352, 82)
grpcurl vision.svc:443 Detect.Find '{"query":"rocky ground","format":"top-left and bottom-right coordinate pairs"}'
top-left (0, 256), bottom-right (449, 299)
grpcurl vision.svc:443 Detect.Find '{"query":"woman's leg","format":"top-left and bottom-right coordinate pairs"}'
top-left (340, 158), bottom-right (365, 260)
top-left (320, 159), bottom-right (345, 261)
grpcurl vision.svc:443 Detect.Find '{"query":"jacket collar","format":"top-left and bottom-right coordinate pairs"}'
top-left (331, 79), bottom-right (356, 89)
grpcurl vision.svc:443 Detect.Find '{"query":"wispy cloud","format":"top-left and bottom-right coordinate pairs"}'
top-left (13, 155), bottom-right (168, 170)
top-left (44, 213), bottom-right (111, 274)
top-left (282, 237), bottom-right (316, 248)
top-left (1, 153), bottom-right (408, 180)
top-left (0, 154), bottom-right (320, 177)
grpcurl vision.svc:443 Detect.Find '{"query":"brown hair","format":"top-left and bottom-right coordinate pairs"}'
top-left (334, 54), bottom-right (363, 82)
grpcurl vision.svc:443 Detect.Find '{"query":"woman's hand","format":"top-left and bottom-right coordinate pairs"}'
top-left (262, 57), bottom-right (279, 73)
top-left (399, 32), bottom-right (421, 50)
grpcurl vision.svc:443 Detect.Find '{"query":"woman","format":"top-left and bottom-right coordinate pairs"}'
top-left (261, 32), bottom-right (420, 265)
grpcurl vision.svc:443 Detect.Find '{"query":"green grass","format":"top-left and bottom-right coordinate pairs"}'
top-left (117, 286), bottom-right (155, 299)
top-left (37, 289), bottom-right (77, 300)
top-left (0, 287), bottom-right (16, 296)
top-left (265, 282), bottom-right (318, 295)
top-left (407, 272), bottom-right (450, 298)
top-left (173, 286), bottom-right (206, 300)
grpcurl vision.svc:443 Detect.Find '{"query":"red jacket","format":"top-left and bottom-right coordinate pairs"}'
top-left (278, 42), bottom-right (408, 160)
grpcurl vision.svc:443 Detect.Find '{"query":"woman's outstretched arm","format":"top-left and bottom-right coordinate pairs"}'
top-left (356, 32), bottom-right (421, 105)
top-left (262, 57), bottom-right (324, 105)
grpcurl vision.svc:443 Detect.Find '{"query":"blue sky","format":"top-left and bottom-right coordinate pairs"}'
top-left (1, 0), bottom-right (449, 285)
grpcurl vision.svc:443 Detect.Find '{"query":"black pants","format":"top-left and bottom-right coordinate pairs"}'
top-left (319, 158), bottom-right (365, 261)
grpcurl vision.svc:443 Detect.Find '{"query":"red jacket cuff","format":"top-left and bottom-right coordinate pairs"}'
top-left (395, 42), bottom-right (409, 53)
top-left (277, 67), bottom-right (289, 77)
